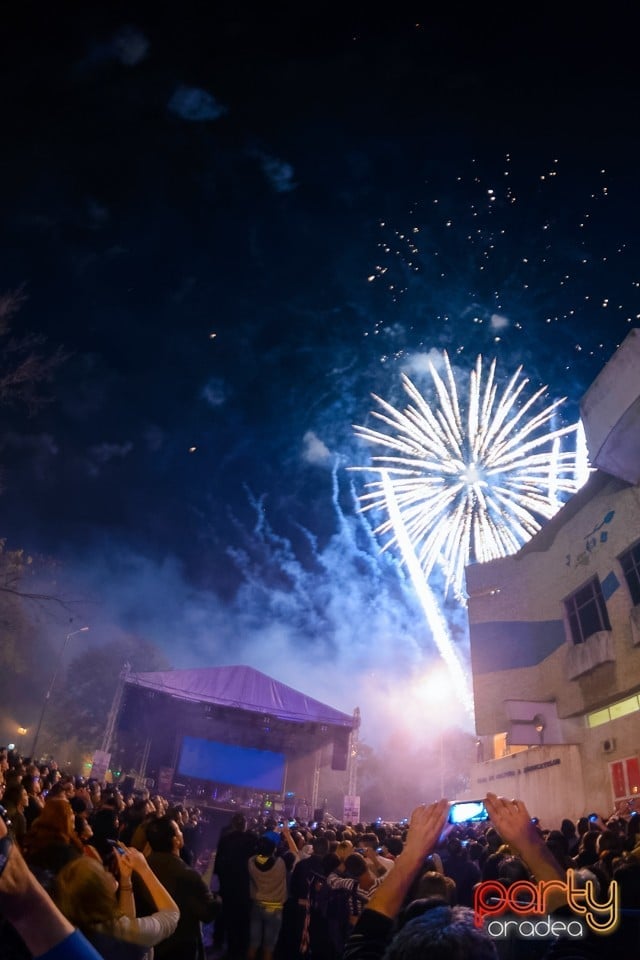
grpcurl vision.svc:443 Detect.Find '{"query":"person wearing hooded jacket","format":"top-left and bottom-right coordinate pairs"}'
top-left (247, 833), bottom-right (291, 960)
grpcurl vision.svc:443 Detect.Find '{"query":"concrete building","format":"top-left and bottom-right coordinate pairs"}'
top-left (466, 330), bottom-right (640, 826)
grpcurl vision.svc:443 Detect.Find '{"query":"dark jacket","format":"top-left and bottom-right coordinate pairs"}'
top-left (213, 827), bottom-right (257, 900)
top-left (146, 852), bottom-right (219, 960)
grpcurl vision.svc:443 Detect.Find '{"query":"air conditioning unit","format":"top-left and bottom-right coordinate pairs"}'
top-left (602, 738), bottom-right (616, 754)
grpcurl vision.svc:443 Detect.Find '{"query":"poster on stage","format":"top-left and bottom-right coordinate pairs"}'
top-left (343, 795), bottom-right (360, 822)
top-left (90, 750), bottom-right (111, 782)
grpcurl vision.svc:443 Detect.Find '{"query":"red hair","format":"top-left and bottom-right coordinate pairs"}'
top-left (24, 797), bottom-right (82, 855)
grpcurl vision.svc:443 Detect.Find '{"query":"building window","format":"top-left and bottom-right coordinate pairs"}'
top-left (587, 693), bottom-right (640, 728)
top-left (619, 541), bottom-right (640, 606)
top-left (564, 576), bottom-right (611, 645)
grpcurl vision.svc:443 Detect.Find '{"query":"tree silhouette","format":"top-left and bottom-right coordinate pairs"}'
top-left (0, 288), bottom-right (67, 413)
top-left (44, 635), bottom-right (170, 758)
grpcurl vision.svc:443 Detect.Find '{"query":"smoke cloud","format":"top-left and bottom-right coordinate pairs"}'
top-left (47, 466), bottom-right (472, 750)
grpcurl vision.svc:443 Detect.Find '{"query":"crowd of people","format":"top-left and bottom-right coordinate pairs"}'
top-left (0, 747), bottom-right (216, 960)
top-left (2, 744), bottom-right (640, 960)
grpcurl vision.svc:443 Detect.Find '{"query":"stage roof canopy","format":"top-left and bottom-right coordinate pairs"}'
top-left (124, 664), bottom-right (354, 729)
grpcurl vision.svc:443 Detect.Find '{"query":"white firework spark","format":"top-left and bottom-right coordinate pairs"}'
top-left (354, 351), bottom-right (585, 602)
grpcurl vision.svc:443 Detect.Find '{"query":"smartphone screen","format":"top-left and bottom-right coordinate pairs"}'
top-left (448, 800), bottom-right (489, 824)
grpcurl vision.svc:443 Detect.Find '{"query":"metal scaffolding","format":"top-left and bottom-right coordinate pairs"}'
top-left (347, 707), bottom-right (360, 797)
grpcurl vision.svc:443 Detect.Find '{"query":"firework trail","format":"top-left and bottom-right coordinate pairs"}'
top-left (352, 351), bottom-right (587, 713)
top-left (379, 469), bottom-right (475, 717)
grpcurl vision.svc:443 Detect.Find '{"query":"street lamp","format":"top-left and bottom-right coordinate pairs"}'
top-left (30, 626), bottom-right (89, 759)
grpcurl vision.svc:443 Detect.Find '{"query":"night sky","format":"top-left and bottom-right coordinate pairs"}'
top-left (2, 4), bottom-right (640, 746)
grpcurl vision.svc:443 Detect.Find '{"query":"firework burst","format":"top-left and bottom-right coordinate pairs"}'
top-left (354, 351), bottom-right (586, 602)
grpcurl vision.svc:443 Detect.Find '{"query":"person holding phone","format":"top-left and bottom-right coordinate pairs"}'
top-left (53, 843), bottom-right (179, 960)
top-left (342, 795), bottom-right (574, 960)
top-left (0, 806), bottom-right (104, 960)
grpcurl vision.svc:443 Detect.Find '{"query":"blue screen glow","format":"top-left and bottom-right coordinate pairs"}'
top-left (177, 735), bottom-right (286, 792)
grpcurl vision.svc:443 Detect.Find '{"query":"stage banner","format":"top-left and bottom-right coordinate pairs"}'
top-left (90, 750), bottom-right (111, 782)
top-left (343, 795), bottom-right (360, 822)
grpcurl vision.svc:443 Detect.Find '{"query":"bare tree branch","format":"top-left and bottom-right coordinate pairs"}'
top-left (0, 287), bottom-right (69, 412)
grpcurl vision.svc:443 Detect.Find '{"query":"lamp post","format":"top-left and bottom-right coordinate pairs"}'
top-left (30, 626), bottom-right (89, 759)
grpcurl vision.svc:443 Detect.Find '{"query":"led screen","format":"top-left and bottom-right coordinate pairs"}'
top-left (177, 735), bottom-right (286, 792)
